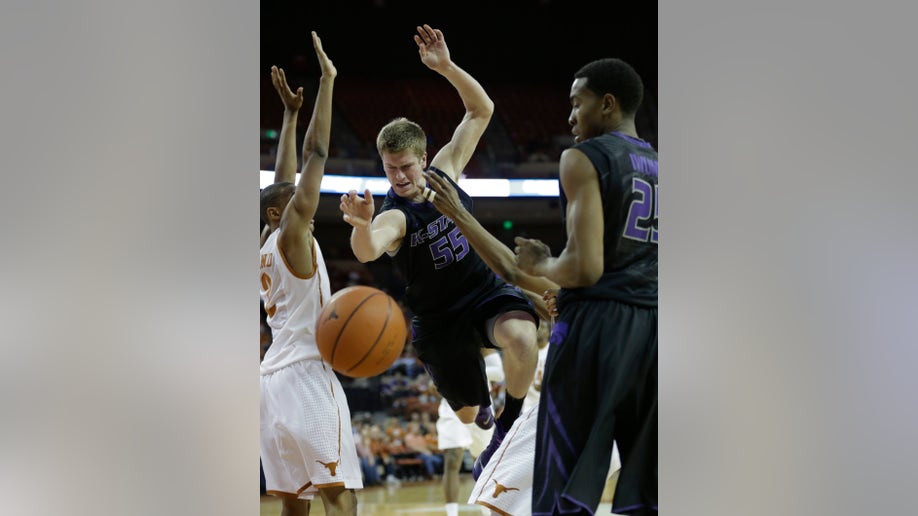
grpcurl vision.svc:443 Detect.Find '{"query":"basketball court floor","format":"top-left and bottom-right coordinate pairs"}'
top-left (260, 474), bottom-right (617, 515)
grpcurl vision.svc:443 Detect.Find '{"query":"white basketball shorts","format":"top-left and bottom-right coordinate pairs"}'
top-left (260, 359), bottom-right (363, 499)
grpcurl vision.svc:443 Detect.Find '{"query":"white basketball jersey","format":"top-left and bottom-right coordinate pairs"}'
top-left (259, 229), bottom-right (331, 374)
top-left (523, 345), bottom-right (549, 412)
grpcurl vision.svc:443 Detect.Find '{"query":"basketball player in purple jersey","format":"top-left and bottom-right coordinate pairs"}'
top-left (516, 58), bottom-right (658, 515)
top-left (339, 24), bottom-right (540, 477)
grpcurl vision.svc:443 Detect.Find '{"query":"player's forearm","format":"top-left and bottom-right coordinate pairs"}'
top-left (302, 76), bottom-right (334, 160)
top-left (437, 63), bottom-right (494, 119)
top-left (349, 225), bottom-right (385, 263)
top-left (293, 76), bottom-right (335, 208)
top-left (540, 249), bottom-right (602, 288)
top-left (520, 288), bottom-right (551, 322)
top-left (452, 209), bottom-right (559, 293)
top-left (274, 109), bottom-right (299, 184)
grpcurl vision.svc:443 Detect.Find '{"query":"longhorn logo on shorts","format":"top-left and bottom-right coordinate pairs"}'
top-left (316, 460), bottom-right (339, 476)
top-left (491, 479), bottom-right (519, 498)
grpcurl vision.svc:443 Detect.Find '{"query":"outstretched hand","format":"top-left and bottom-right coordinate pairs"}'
top-left (421, 171), bottom-right (464, 218)
top-left (270, 65), bottom-right (303, 112)
top-left (414, 24), bottom-right (450, 72)
top-left (514, 236), bottom-right (552, 275)
top-left (311, 31), bottom-right (336, 79)
top-left (340, 189), bottom-right (375, 228)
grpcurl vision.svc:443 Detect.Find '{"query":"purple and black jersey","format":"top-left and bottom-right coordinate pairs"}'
top-left (560, 131), bottom-right (658, 307)
top-left (379, 167), bottom-right (536, 409)
top-left (379, 167), bottom-right (508, 317)
top-left (533, 132), bottom-right (659, 514)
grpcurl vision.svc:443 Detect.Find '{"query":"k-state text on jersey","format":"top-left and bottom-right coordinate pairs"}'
top-left (409, 214), bottom-right (453, 247)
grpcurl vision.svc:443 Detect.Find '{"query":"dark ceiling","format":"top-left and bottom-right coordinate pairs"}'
top-left (261, 0), bottom-right (658, 254)
top-left (261, 0), bottom-right (657, 87)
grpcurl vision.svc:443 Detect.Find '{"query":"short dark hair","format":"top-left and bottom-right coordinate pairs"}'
top-left (574, 58), bottom-right (644, 115)
top-left (260, 182), bottom-right (295, 223)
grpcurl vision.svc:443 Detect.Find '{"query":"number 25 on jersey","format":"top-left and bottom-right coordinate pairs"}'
top-left (623, 178), bottom-right (658, 244)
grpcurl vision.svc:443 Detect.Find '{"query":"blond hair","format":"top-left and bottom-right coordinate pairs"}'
top-left (376, 117), bottom-right (427, 159)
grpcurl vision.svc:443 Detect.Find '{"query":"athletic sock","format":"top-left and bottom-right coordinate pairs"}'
top-left (497, 393), bottom-right (524, 430)
top-left (445, 502), bottom-right (458, 516)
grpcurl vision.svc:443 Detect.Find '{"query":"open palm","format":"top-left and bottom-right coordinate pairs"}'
top-left (311, 31), bottom-right (337, 79)
top-left (270, 66), bottom-right (303, 111)
top-left (414, 24), bottom-right (449, 71)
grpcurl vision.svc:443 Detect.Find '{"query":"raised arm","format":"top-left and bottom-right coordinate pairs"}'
top-left (414, 24), bottom-right (494, 181)
top-left (270, 65), bottom-right (304, 185)
top-left (261, 66), bottom-right (304, 247)
top-left (276, 32), bottom-right (336, 275)
top-left (340, 189), bottom-right (407, 263)
top-left (422, 171), bottom-right (558, 295)
top-left (514, 148), bottom-right (604, 287)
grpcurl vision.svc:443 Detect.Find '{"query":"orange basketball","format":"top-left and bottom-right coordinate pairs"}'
top-left (316, 285), bottom-right (407, 378)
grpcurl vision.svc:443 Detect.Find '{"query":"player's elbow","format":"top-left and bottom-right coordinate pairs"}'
top-left (570, 263), bottom-right (603, 288)
top-left (303, 140), bottom-right (329, 159)
top-left (482, 98), bottom-right (495, 117)
top-left (352, 241), bottom-right (385, 263)
top-left (583, 267), bottom-right (603, 286)
top-left (352, 248), bottom-right (375, 263)
top-left (469, 99), bottom-right (494, 120)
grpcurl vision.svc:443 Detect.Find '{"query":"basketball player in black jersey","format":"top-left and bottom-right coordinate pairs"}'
top-left (339, 24), bottom-right (540, 479)
top-left (515, 58), bottom-right (658, 515)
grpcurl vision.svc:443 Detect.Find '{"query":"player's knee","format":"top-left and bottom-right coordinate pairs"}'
top-left (493, 313), bottom-right (538, 353)
top-left (444, 447), bottom-right (464, 470)
top-left (319, 486), bottom-right (357, 513)
top-left (278, 494), bottom-right (309, 515)
top-left (499, 325), bottom-right (538, 357)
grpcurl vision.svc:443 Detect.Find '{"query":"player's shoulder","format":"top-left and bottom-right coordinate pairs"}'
top-left (428, 165), bottom-right (469, 199)
top-left (608, 131), bottom-right (656, 155)
top-left (577, 131), bottom-right (647, 149)
top-left (559, 146), bottom-right (596, 170)
top-left (427, 166), bottom-right (450, 180)
top-left (379, 188), bottom-right (406, 212)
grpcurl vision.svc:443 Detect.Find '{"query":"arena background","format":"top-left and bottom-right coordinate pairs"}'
top-left (259, 0), bottom-right (657, 261)
top-left (257, 2), bottom-right (658, 510)
top-left (2, 1), bottom-right (918, 515)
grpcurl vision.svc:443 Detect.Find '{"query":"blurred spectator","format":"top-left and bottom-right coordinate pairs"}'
top-left (354, 425), bottom-right (382, 486)
top-left (404, 421), bottom-right (444, 479)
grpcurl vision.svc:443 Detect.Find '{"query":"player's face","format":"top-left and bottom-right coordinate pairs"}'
top-left (382, 149), bottom-right (427, 200)
top-left (568, 78), bottom-right (604, 143)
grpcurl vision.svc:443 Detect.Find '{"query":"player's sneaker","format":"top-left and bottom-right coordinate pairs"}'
top-left (474, 404), bottom-right (494, 430)
top-left (472, 419), bottom-right (506, 480)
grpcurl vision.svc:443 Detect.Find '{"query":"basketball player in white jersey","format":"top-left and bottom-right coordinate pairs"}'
top-left (437, 349), bottom-right (503, 516)
top-left (522, 323), bottom-right (550, 414)
top-left (467, 320), bottom-right (548, 516)
top-left (259, 33), bottom-right (362, 516)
